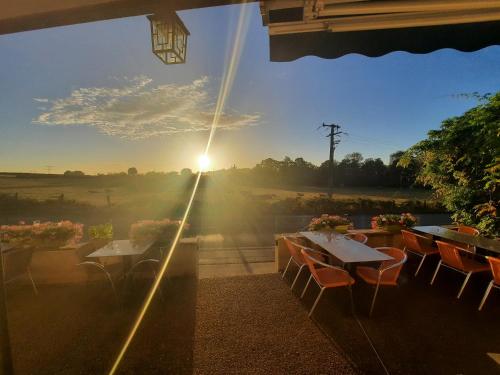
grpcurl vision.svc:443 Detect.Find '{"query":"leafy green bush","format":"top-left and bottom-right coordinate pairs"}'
top-left (88, 223), bottom-right (113, 240)
top-left (400, 93), bottom-right (499, 236)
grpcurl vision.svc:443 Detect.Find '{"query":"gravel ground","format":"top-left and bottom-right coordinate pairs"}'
top-left (294, 255), bottom-right (500, 375)
top-left (6, 274), bottom-right (355, 374)
top-left (193, 274), bottom-right (356, 375)
top-left (8, 279), bottom-right (198, 374)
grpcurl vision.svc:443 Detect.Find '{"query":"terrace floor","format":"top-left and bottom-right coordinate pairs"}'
top-left (6, 253), bottom-right (500, 374)
top-left (6, 274), bottom-right (355, 374)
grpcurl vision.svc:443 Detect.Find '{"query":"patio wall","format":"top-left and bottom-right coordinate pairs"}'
top-left (29, 238), bottom-right (199, 285)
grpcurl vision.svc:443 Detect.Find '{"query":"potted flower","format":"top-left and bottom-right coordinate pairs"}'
top-left (400, 213), bottom-right (418, 228)
top-left (1, 221), bottom-right (86, 285)
top-left (373, 213), bottom-right (417, 233)
top-left (129, 219), bottom-right (186, 246)
top-left (88, 223), bottom-right (113, 248)
top-left (0, 221), bottom-right (83, 249)
top-left (308, 214), bottom-right (352, 234)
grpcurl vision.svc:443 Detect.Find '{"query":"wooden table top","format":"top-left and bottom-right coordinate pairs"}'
top-left (87, 240), bottom-right (152, 258)
top-left (299, 231), bottom-right (393, 263)
top-left (412, 226), bottom-right (500, 254)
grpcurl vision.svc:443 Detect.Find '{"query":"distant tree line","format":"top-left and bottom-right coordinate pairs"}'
top-left (211, 151), bottom-right (420, 188)
top-left (61, 151), bottom-right (419, 188)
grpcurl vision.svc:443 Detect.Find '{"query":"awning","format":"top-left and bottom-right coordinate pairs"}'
top-left (261, 0), bottom-right (500, 61)
top-left (270, 20), bottom-right (500, 61)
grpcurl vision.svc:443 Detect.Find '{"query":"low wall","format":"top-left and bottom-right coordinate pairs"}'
top-left (275, 229), bottom-right (403, 272)
top-left (29, 237), bottom-right (199, 285)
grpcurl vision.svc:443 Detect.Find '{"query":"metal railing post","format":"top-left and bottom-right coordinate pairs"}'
top-left (0, 242), bottom-right (14, 374)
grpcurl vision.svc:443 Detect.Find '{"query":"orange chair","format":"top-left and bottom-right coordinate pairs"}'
top-left (431, 241), bottom-right (490, 299)
top-left (456, 225), bottom-right (480, 253)
top-left (300, 248), bottom-right (355, 317)
top-left (356, 247), bottom-right (407, 316)
top-left (345, 233), bottom-right (368, 244)
top-left (457, 225), bottom-right (480, 236)
top-left (401, 230), bottom-right (439, 276)
top-left (281, 237), bottom-right (326, 291)
top-left (478, 256), bottom-right (500, 311)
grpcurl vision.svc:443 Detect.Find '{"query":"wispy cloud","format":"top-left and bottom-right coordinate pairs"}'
top-left (33, 76), bottom-right (260, 139)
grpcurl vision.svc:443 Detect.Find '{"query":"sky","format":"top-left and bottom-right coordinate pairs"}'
top-left (0, 3), bottom-right (499, 174)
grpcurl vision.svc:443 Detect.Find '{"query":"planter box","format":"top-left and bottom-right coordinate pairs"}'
top-left (31, 248), bottom-right (88, 285)
top-left (380, 224), bottom-right (404, 233)
top-left (30, 238), bottom-right (199, 285)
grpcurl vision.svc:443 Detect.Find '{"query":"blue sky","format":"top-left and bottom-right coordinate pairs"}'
top-left (0, 3), bottom-right (499, 174)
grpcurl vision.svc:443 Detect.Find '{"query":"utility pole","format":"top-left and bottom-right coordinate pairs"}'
top-left (45, 165), bottom-right (54, 175)
top-left (321, 123), bottom-right (343, 195)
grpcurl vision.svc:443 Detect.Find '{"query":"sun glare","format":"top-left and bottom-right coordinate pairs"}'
top-left (198, 154), bottom-right (211, 171)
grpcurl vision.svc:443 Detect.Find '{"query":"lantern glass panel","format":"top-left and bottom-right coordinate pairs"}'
top-left (148, 12), bottom-right (189, 65)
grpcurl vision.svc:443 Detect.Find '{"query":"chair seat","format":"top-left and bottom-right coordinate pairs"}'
top-left (444, 258), bottom-right (490, 273)
top-left (409, 245), bottom-right (439, 255)
top-left (356, 266), bottom-right (398, 286)
top-left (315, 267), bottom-right (354, 288)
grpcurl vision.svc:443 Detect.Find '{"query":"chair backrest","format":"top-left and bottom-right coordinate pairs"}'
top-left (283, 237), bottom-right (305, 264)
top-left (300, 248), bottom-right (321, 281)
top-left (345, 233), bottom-right (368, 244)
top-left (401, 229), bottom-right (432, 253)
top-left (2, 247), bottom-right (33, 282)
top-left (457, 226), bottom-right (479, 236)
top-left (435, 241), bottom-right (465, 270)
top-left (376, 247), bottom-right (407, 283)
top-left (487, 256), bottom-right (500, 285)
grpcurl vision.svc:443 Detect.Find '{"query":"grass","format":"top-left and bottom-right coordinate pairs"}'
top-left (0, 175), bottom-right (434, 207)
top-left (245, 185), bottom-right (433, 202)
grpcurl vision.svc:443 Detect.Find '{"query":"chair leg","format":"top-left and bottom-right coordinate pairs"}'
top-left (478, 281), bottom-right (494, 311)
top-left (309, 287), bottom-right (325, 317)
top-left (347, 284), bottom-right (355, 314)
top-left (291, 265), bottom-right (306, 290)
top-left (414, 254), bottom-right (427, 277)
top-left (104, 271), bottom-right (119, 303)
top-left (282, 257), bottom-right (293, 279)
top-left (301, 274), bottom-right (313, 299)
top-left (430, 260), bottom-right (442, 285)
top-left (457, 272), bottom-right (472, 299)
top-left (27, 268), bottom-right (38, 295)
top-left (369, 283), bottom-right (381, 317)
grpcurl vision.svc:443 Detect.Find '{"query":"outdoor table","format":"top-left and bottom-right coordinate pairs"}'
top-left (87, 240), bottom-right (153, 271)
top-left (299, 231), bottom-right (393, 264)
top-left (412, 226), bottom-right (500, 255)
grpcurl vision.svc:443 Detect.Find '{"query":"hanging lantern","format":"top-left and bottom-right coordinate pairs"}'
top-left (147, 11), bottom-right (190, 64)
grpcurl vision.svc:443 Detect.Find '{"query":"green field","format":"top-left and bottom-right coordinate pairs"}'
top-left (0, 175), bottom-right (434, 207)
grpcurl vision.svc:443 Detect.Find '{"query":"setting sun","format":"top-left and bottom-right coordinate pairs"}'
top-left (198, 154), bottom-right (211, 171)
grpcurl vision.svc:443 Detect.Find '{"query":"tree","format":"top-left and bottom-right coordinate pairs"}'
top-left (180, 168), bottom-right (193, 177)
top-left (63, 170), bottom-right (85, 177)
top-left (400, 93), bottom-right (500, 236)
top-left (127, 167), bottom-right (138, 176)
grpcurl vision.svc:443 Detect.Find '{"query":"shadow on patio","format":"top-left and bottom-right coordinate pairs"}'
top-left (290, 254), bottom-right (500, 375)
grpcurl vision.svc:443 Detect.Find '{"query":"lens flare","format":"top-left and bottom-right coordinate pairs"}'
top-left (108, 4), bottom-right (251, 375)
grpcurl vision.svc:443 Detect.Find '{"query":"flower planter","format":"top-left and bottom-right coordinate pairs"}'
top-left (380, 224), bottom-right (404, 233)
top-left (334, 225), bottom-right (349, 234)
top-left (31, 247), bottom-right (88, 284)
